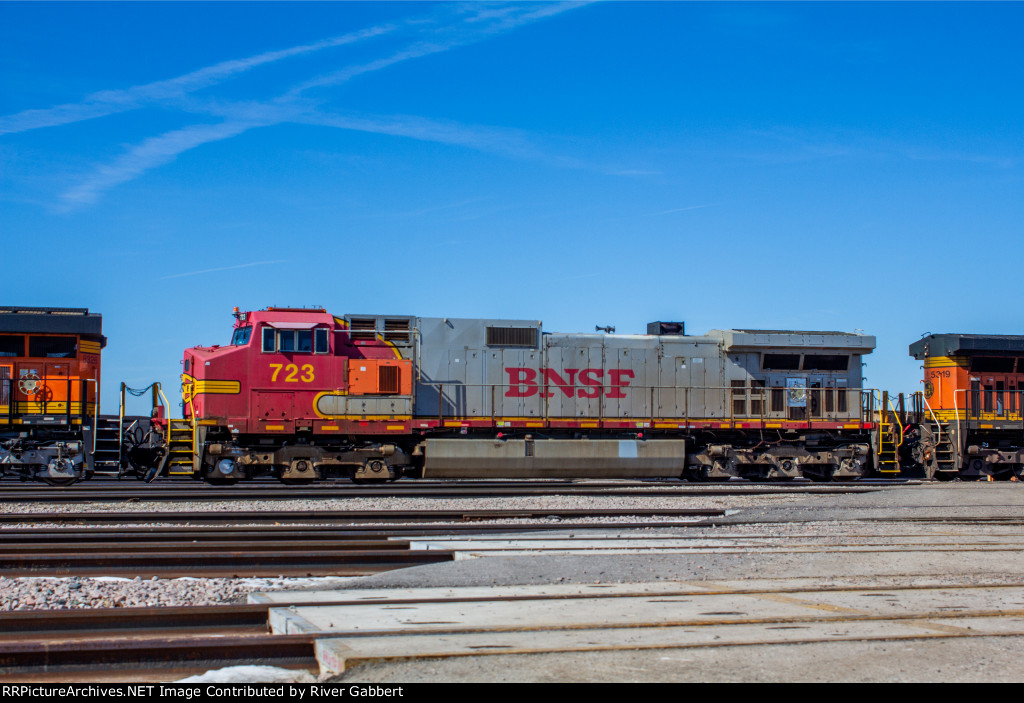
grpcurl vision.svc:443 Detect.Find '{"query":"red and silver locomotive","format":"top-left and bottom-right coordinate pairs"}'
top-left (171, 307), bottom-right (878, 484)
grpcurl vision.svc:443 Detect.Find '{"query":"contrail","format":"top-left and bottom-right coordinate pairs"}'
top-left (0, 24), bottom-right (395, 135)
top-left (157, 260), bottom-right (290, 281)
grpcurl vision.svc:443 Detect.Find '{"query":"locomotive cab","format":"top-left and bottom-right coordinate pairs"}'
top-left (182, 307), bottom-right (416, 483)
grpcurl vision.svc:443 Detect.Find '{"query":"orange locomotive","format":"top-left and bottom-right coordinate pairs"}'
top-left (906, 334), bottom-right (1024, 480)
top-left (0, 306), bottom-right (119, 485)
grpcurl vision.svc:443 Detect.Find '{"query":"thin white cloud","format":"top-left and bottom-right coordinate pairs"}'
top-left (57, 110), bottom-right (540, 210)
top-left (52, 2), bottom-right (590, 209)
top-left (643, 204), bottom-right (716, 216)
top-left (0, 25), bottom-right (395, 135)
top-left (285, 2), bottom-right (586, 97)
top-left (158, 260), bottom-right (290, 281)
top-left (59, 120), bottom-right (265, 208)
top-left (297, 111), bottom-right (544, 160)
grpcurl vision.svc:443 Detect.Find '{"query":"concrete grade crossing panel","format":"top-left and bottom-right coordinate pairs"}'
top-left (260, 580), bottom-right (1024, 676)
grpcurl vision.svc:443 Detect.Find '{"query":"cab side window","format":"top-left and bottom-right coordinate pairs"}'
top-left (231, 326), bottom-right (252, 346)
top-left (262, 326), bottom-right (328, 353)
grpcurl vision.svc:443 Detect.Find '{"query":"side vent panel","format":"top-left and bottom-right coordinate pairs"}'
top-left (486, 326), bottom-right (537, 348)
top-left (348, 359), bottom-right (413, 395)
top-left (378, 365), bottom-right (400, 394)
top-left (349, 318), bottom-right (377, 341)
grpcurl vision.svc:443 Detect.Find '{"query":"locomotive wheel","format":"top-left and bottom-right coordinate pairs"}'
top-left (42, 476), bottom-right (79, 487)
top-left (206, 477), bottom-right (238, 486)
top-left (280, 478), bottom-right (315, 485)
top-left (993, 466), bottom-right (1019, 482)
top-left (684, 464), bottom-right (730, 483)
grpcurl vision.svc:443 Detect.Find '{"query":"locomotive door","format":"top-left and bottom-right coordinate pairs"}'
top-left (463, 350), bottom-right (483, 417)
top-left (0, 364), bottom-right (9, 409)
top-left (577, 345), bottom-right (603, 419)
top-left (687, 350), bottom-right (708, 419)
top-left (45, 362), bottom-right (69, 413)
top-left (808, 375), bottom-right (825, 420)
top-left (14, 362), bottom-right (45, 412)
top-left (977, 374), bottom-right (1009, 418)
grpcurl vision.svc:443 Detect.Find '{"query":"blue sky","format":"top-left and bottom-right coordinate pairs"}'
top-left (1, 1), bottom-right (1022, 414)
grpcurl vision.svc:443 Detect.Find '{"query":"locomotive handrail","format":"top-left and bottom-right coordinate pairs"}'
top-left (157, 385), bottom-right (177, 425)
top-left (119, 382), bottom-right (126, 457)
top-left (91, 378), bottom-right (99, 454)
top-left (953, 386), bottom-right (1024, 423)
top-left (885, 395), bottom-right (905, 448)
top-left (0, 374), bottom-right (97, 422)
top-left (921, 395), bottom-right (942, 447)
top-left (953, 388), bottom-right (964, 460)
top-left (416, 381), bottom-right (875, 426)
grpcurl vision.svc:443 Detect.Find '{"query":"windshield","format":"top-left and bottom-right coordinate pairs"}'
top-left (230, 326), bottom-right (252, 346)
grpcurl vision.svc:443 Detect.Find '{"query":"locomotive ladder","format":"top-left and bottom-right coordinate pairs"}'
top-left (165, 418), bottom-right (196, 476)
top-left (152, 382), bottom-right (196, 477)
top-left (876, 392), bottom-right (904, 474)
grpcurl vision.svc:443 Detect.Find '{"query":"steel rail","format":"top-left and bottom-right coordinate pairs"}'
top-left (0, 521), bottom-right (718, 540)
top-left (0, 633), bottom-right (316, 673)
top-left (0, 508), bottom-right (726, 524)
top-left (6, 530), bottom-right (1024, 549)
top-left (0, 484), bottom-right (884, 502)
top-left (0, 480), bottom-right (888, 503)
top-left (0, 548), bottom-right (454, 578)
top-left (0, 539), bottom-right (411, 553)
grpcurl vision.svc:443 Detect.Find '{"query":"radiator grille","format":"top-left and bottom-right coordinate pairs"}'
top-left (486, 327), bottom-right (537, 347)
top-left (378, 365), bottom-right (400, 394)
top-left (383, 318), bottom-right (411, 343)
top-left (349, 318), bottom-right (377, 341)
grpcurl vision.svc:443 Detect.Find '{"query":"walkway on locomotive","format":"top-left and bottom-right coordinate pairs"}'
top-left (182, 308), bottom-right (877, 435)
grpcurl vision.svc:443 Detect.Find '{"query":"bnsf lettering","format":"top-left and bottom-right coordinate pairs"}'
top-left (505, 368), bottom-right (635, 398)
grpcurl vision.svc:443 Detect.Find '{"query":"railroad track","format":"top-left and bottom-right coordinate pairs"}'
top-left (0, 546), bottom-right (451, 578)
top-left (0, 602), bottom-right (324, 681)
top-left (0, 507), bottom-right (726, 525)
top-left (0, 508), bottom-right (721, 577)
top-left (0, 608), bottom-right (317, 682)
top-left (5, 578), bottom-right (1017, 682)
top-left (0, 480), bottom-right (893, 503)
